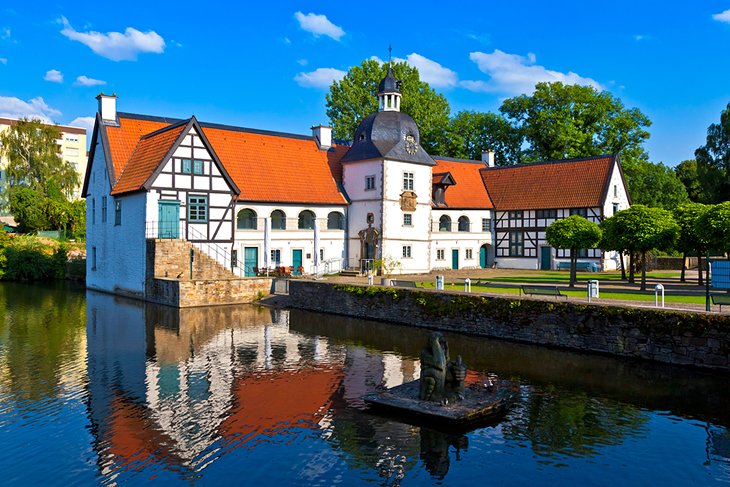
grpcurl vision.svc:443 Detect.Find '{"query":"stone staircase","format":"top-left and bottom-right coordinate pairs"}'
top-left (339, 269), bottom-right (360, 277)
top-left (147, 239), bottom-right (235, 280)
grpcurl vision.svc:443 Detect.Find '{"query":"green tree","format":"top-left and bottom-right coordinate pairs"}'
top-left (446, 111), bottom-right (523, 165)
top-left (697, 202), bottom-right (730, 256)
top-left (326, 59), bottom-right (451, 154)
top-left (695, 102), bottom-right (730, 204)
top-left (545, 215), bottom-right (602, 288)
top-left (602, 205), bottom-right (679, 291)
top-left (621, 159), bottom-right (688, 209)
top-left (8, 186), bottom-right (49, 233)
top-left (499, 82), bottom-right (651, 165)
top-left (673, 203), bottom-right (710, 285)
top-left (599, 216), bottom-right (629, 280)
top-left (674, 160), bottom-right (706, 203)
top-left (0, 118), bottom-right (79, 197)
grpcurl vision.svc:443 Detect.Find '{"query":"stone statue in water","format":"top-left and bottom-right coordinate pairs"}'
top-left (419, 332), bottom-right (467, 401)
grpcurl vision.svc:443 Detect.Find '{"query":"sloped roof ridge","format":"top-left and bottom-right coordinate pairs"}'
top-left (482, 153), bottom-right (616, 170)
top-left (139, 117), bottom-right (190, 140)
top-left (432, 155), bottom-right (485, 164)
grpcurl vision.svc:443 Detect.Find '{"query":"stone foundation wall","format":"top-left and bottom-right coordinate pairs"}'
top-left (288, 281), bottom-right (730, 371)
top-left (147, 277), bottom-right (273, 307)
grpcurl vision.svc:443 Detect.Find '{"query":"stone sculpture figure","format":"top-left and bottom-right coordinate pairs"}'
top-left (419, 332), bottom-right (468, 401)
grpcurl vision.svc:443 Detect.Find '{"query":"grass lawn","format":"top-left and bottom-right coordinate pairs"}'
top-left (483, 270), bottom-right (681, 284)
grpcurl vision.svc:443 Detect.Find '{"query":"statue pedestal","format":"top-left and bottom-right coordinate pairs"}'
top-left (362, 377), bottom-right (512, 424)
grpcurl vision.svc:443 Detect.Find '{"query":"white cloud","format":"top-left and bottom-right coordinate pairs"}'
top-left (297, 58), bottom-right (308, 66)
top-left (633, 34), bottom-right (652, 41)
top-left (713, 9), bottom-right (730, 23)
top-left (294, 67), bottom-right (346, 89)
top-left (75, 75), bottom-right (106, 86)
top-left (394, 53), bottom-right (458, 89)
top-left (294, 11), bottom-right (344, 41)
top-left (59, 16), bottom-right (165, 61)
top-left (0, 96), bottom-right (61, 122)
top-left (463, 50), bottom-right (601, 95)
top-left (68, 116), bottom-right (95, 136)
top-left (0, 58), bottom-right (7, 65)
top-left (1, 27), bottom-right (10, 40)
top-left (44, 69), bottom-right (64, 83)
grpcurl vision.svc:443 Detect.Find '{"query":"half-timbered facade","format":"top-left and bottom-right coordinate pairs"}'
top-left (481, 155), bottom-right (630, 270)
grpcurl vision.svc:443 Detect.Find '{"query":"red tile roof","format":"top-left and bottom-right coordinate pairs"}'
top-left (480, 155), bottom-right (616, 210)
top-left (432, 158), bottom-right (494, 209)
top-left (104, 114), bottom-right (347, 204)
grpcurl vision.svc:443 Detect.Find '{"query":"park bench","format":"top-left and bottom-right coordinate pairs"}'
top-left (521, 285), bottom-right (567, 299)
top-left (711, 293), bottom-right (730, 312)
top-left (392, 280), bottom-right (418, 288)
top-left (557, 261), bottom-right (597, 272)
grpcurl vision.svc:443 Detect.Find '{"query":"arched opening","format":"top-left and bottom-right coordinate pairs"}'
top-left (458, 216), bottom-right (470, 232)
top-left (439, 215), bottom-right (451, 232)
top-left (298, 210), bottom-right (316, 230)
top-left (327, 211), bottom-right (344, 230)
top-left (236, 208), bottom-right (257, 230)
top-left (271, 210), bottom-right (286, 230)
top-left (479, 244), bottom-right (494, 268)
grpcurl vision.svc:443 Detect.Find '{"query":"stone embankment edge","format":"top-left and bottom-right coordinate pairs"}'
top-left (288, 281), bottom-right (730, 372)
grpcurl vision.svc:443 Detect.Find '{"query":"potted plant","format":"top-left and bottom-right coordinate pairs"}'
top-left (374, 255), bottom-right (402, 286)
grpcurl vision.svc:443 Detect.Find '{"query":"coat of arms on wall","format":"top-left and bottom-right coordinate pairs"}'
top-left (400, 191), bottom-right (417, 211)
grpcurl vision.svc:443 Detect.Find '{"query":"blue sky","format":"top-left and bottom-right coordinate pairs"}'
top-left (2, 1), bottom-right (730, 166)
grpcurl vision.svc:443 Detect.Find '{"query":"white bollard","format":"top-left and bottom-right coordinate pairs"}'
top-left (436, 275), bottom-right (444, 290)
top-left (654, 283), bottom-right (665, 308)
top-left (464, 278), bottom-right (471, 293)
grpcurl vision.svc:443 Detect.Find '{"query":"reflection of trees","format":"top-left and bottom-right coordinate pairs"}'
top-left (503, 385), bottom-right (649, 459)
top-left (0, 282), bottom-right (86, 401)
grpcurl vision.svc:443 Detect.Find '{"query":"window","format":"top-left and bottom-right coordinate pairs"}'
top-left (613, 203), bottom-right (619, 215)
top-left (614, 184), bottom-right (618, 197)
top-left (570, 208), bottom-right (588, 217)
top-left (91, 247), bottom-right (97, 271)
top-left (237, 209), bottom-right (257, 230)
top-left (403, 172), bottom-right (414, 191)
top-left (509, 232), bottom-right (523, 256)
top-left (482, 218), bottom-right (491, 232)
top-left (271, 210), bottom-right (286, 230)
top-left (114, 199), bottom-right (122, 226)
top-left (65, 135), bottom-right (79, 143)
top-left (458, 216), bottom-right (470, 232)
top-left (193, 160), bottom-right (204, 175)
top-left (436, 249), bottom-right (445, 260)
top-left (298, 210), bottom-right (315, 229)
top-left (508, 210), bottom-right (523, 220)
top-left (231, 250), bottom-right (238, 268)
top-left (92, 198), bottom-right (96, 224)
top-left (536, 209), bottom-right (557, 219)
top-left (319, 249), bottom-right (324, 261)
top-left (271, 249), bottom-right (281, 265)
top-left (577, 248), bottom-right (588, 257)
top-left (101, 196), bottom-right (107, 223)
top-left (402, 245), bottom-right (412, 258)
top-left (403, 214), bottom-right (412, 226)
top-left (181, 159), bottom-right (192, 174)
top-left (327, 211), bottom-right (344, 230)
top-left (466, 249), bottom-right (473, 259)
top-left (365, 175), bottom-right (375, 190)
top-left (188, 195), bottom-right (208, 222)
top-left (439, 215), bottom-right (451, 232)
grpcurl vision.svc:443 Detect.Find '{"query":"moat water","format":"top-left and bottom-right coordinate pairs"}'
top-left (1, 281), bottom-right (730, 485)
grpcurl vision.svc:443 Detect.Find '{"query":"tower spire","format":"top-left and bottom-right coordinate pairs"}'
top-left (388, 44), bottom-right (392, 66)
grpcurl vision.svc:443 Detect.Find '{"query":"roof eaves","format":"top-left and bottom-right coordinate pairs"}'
top-left (81, 114), bottom-right (100, 198)
top-left (192, 116), bottom-right (241, 195)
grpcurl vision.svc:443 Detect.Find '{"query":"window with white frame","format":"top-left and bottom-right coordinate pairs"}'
top-left (365, 175), bottom-right (375, 190)
top-left (466, 249), bottom-right (473, 259)
top-left (482, 218), bottom-right (491, 232)
top-left (114, 199), bottom-right (122, 226)
top-left (436, 249), bottom-right (445, 260)
top-left (402, 245), bottom-right (412, 258)
top-left (403, 172), bottom-right (414, 191)
top-left (509, 232), bottom-right (523, 256)
top-left (403, 213), bottom-right (412, 226)
top-left (271, 249), bottom-right (281, 265)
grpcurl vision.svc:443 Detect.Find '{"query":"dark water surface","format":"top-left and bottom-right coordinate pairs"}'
top-left (1, 281), bottom-right (730, 485)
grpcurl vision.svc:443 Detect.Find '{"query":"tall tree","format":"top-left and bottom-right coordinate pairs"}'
top-left (545, 215), bottom-right (602, 288)
top-left (697, 202), bottom-right (730, 257)
top-left (326, 59), bottom-right (451, 154)
top-left (695, 102), bottom-right (730, 204)
top-left (621, 159), bottom-right (688, 209)
top-left (499, 82), bottom-right (651, 165)
top-left (674, 160), bottom-right (706, 203)
top-left (673, 203), bottom-right (710, 285)
top-left (0, 118), bottom-right (79, 197)
top-left (446, 111), bottom-right (523, 165)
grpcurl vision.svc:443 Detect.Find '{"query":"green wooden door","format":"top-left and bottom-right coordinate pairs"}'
top-left (451, 249), bottom-right (459, 270)
top-left (158, 201), bottom-right (180, 239)
top-left (479, 245), bottom-right (487, 268)
top-left (540, 246), bottom-right (552, 270)
top-left (243, 247), bottom-right (258, 277)
top-left (292, 249), bottom-right (303, 276)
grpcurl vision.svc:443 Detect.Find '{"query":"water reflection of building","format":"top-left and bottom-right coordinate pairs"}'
top-left (85, 291), bottom-right (423, 482)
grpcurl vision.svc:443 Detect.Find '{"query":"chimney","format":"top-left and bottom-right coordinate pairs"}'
top-left (481, 150), bottom-right (495, 168)
top-left (312, 125), bottom-right (332, 149)
top-left (96, 92), bottom-right (118, 125)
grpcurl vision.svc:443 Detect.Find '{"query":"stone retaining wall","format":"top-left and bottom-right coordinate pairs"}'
top-left (147, 277), bottom-right (273, 307)
top-left (288, 281), bottom-right (730, 371)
